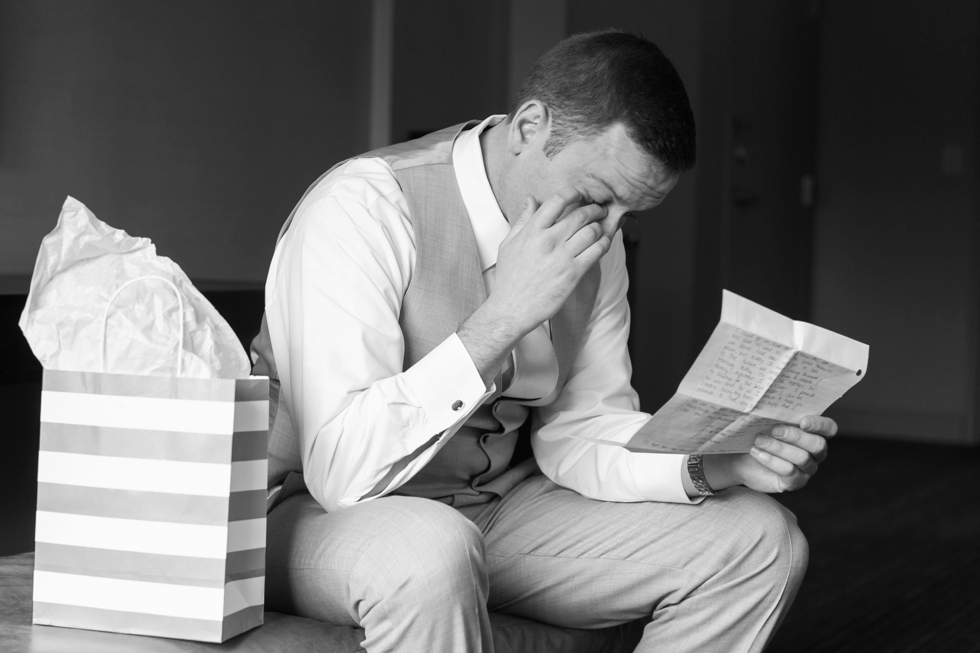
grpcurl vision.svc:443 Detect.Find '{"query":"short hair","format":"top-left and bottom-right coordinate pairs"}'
top-left (509, 30), bottom-right (696, 174)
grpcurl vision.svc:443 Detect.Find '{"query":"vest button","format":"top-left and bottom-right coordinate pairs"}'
top-left (451, 400), bottom-right (464, 411)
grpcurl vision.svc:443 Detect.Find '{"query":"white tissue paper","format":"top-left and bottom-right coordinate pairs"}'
top-left (19, 196), bottom-right (252, 379)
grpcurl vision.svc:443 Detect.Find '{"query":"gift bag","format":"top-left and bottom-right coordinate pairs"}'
top-left (32, 369), bottom-right (269, 642)
top-left (22, 199), bottom-right (268, 642)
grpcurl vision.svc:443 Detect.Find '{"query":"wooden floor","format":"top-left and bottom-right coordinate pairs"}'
top-left (767, 436), bottom-right (980, 652)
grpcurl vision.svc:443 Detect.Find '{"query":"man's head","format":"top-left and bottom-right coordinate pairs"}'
top-left (484, 30), bottom-right (694, 230)
top-left (508, 29), bottom-right (696, 175)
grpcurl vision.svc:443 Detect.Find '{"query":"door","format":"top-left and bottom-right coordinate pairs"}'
top-left (694, 0), bottom-right (821, 344)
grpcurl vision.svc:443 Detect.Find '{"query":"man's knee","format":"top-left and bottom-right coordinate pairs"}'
top-left (266, 493), bottom-right (487, 620)
top-left (718, 488), bottom-right (809, 589)
top-left (348, 497), bottom-right (488, 606)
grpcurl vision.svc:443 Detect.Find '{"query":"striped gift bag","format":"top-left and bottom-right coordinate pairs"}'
top-left (32, 369), bottom-right (270, 642)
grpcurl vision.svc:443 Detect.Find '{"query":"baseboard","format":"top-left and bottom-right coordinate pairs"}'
top-left (829, 406), bottom-right (976, 446)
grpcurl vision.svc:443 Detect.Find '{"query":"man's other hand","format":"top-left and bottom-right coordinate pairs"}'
top-left (702, 416), bottom-right (838, 495)
top-left (489, 187), bottom-right (616, 335)
top-left (457, 187), bottom-right (616, 387)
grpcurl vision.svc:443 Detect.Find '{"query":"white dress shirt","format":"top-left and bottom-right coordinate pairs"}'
top-left (263, 116), bottom-right (694, 512)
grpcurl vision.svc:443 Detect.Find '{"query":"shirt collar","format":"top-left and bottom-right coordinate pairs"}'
top-left (452, 115), bottom-right (510, 273)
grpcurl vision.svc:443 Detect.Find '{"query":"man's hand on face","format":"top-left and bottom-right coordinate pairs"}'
top-left (487, 187), bottom-right (622, 336)
top-left (457, 186), bottom-right (621, 386)
top-left (702, 416), bottom-right (838, 495)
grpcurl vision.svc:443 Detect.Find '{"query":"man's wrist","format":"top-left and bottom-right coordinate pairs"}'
top-left (701, 453), bottom-right (739, 492)
top-left (686, 454), bottom-right (715, 496)
top-left (682, 453), bottom-right (740, 498)
top-left (457, 301), bottom-right (528, 387)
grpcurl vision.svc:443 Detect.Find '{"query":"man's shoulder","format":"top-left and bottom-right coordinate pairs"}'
top-left (306, 119), bottom-right (465, 204)
top-left (291, 121), bottom-right (473, 231)
top-left (305, 157), bottom-right (404, 210)
top-left (360, 123), bottom-right (469, 170)
top-left (282, 156), bottom-right (413, 258)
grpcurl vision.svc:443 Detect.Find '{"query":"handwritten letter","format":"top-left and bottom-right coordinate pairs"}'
top-left (619, 291), bottom-right (869, 454)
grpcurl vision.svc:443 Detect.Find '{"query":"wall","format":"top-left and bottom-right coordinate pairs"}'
top-left (0, 1), bottom-right (373, 288)
top-left (508, 0), bottom-right (568, 102)
top-left (812, 1), bottom-right (979, 443)
top-left (390, 0), bottom-right (510, 142)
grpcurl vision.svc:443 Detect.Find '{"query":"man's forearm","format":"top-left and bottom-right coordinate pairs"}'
top-left (456, 298), bottom-right (529, 388)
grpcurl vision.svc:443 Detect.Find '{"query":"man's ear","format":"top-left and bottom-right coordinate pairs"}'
top-left (507, 100), bottom-right (550, 155)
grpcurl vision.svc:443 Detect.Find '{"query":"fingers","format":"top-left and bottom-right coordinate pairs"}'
top-left (519, 195), bottom-right (540, 225)
top-left (551, 203), bottom-right (609, 248)
top-left (748, 420), bottom-right (833, 491)
top-left (529, 188), bottom-right (610, 235)
top-left (516, 188), bottom-right (610, 261)
top-left (800, 415), bottom-right (838, 437)
top-left (564, 219), bottom-right (605, 257)
top-left (772, 423), bottom-right (830, 462)
top-left (528, 188), bottom-right (585, 229)
top-left (748, 445), bottom-right (811, 491)
top-left (502, 195), bottom-right (540, 247)
top-left (573, 232), bottom-right (612, 268)
top-left (735, 418), bottom-right (837, 494)
top-left (752, 435), bottom-right (818, 477)
top-left (600, 211), bottom-right (629, 241)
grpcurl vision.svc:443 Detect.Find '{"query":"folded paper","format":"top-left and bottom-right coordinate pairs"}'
top-left (571, 290), bottom-right (869, 455)
top-left (624, 290), bottom-right (869, 454)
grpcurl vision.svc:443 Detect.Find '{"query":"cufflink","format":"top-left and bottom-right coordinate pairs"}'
top-left (451, 400), bottom-right (464, 411)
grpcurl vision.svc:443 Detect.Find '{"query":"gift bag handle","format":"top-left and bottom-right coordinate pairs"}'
top-left (100, 275), bottom-right (185, 376)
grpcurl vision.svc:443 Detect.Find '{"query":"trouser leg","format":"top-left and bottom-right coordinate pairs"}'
top-left (266, 492), bottom-right (494, 653)
top-left (479, 476), bottom-right (808, 653)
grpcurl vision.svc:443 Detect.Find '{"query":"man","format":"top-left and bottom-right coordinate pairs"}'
top-left (250, 30), bottom-right (836, 652)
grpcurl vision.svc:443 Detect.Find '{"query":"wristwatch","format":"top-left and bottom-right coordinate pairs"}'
top-left (686, 454), bottom-right (716, 497)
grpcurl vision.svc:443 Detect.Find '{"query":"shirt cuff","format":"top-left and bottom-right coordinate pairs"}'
top-left (401, 332), bottom-right (493, 437)
top-left (626, 447), bottom-right (703, 505)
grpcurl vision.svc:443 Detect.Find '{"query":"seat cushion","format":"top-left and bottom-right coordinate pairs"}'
top-left (1, 553), bottom-right (643, 652)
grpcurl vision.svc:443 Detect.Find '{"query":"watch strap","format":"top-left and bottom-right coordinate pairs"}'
top-left (687, 453), bottom-right (716, 497)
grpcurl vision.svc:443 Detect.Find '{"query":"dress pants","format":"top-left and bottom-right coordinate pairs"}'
top-left (265, 475), bottom-right (808, 653)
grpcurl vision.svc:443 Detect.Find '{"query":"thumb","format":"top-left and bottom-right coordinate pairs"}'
top-left (503, 195), bottom-right (537, 244)
top-left (518, 195), bottom-right (539, 225)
